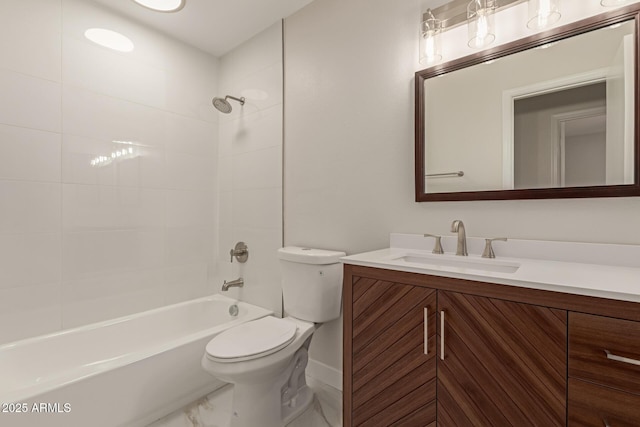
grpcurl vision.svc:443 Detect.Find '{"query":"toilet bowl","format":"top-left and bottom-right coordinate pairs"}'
top-left (202, 316), bottom-right (316, 426)
top-left (201, 246), bottom-right (345, 427)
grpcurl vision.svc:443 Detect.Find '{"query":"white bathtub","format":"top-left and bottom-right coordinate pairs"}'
top-left (0, 294), bottom-right (272, 427)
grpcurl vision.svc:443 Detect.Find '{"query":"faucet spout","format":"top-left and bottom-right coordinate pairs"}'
top-left (222, 278), bottom-right (244, 291)
top-left (451, 220), bottom-right (468, 256)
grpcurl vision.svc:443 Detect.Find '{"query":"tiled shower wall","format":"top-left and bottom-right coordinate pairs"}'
top-left (213, 22), bottom-right (284, 317)
top-left (0, 0), bottom-right (219, 344)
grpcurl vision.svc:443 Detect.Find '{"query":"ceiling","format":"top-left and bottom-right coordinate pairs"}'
top-left (91, 0), bottom-right (315, 57)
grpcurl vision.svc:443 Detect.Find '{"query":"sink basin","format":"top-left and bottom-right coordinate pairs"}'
top-left (392, 253), bottom-right (520, 274)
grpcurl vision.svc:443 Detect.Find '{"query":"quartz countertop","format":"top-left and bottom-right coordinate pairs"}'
top-left (341, 234), bottom-right (640, 303)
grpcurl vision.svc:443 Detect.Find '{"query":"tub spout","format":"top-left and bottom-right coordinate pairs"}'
top-left (222, 278), bottom-right (244, 291)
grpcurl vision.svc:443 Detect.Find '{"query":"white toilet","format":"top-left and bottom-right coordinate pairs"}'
top-left (201, 246), bottom-right (345, 427)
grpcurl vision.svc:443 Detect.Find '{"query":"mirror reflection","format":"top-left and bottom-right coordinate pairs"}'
top-left (422, 20), bottom-right (635, 194)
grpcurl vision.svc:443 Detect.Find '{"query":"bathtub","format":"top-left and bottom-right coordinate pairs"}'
top-left (0, 294), bottom-right (272, 427)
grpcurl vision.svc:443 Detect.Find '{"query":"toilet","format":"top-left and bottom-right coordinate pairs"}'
top-left (201, 246), bottom-right (345, 427)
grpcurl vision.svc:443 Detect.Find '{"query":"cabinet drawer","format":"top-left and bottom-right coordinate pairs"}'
top-left (569, 312), bottom-right (640, 394)
top-left (568, 378), bottom-right (640, 426)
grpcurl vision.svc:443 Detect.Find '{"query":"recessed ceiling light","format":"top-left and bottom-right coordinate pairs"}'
top-left (84, 28), bottom-right (135, 52)
top-left (131, 0), bottom-right (185, 12)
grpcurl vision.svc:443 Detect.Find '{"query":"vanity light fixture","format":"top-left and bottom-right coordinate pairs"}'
top-left (131, 0), bottom-right (185, 12)
top-left (527, 0), bottom-right (561, 30)
top-left (84, 28), bottom-right (134, 52)
top-left (420, 9), bottom-right (443, 64)
top-left (467, 0), bottom-right (496, 49)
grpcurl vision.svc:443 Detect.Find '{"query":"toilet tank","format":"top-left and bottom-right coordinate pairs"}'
top-left (277, 247), bottom-right (346, 323)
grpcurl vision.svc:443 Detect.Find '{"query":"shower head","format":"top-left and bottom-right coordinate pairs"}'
top-left (212, 95), bottom-right (245, 114)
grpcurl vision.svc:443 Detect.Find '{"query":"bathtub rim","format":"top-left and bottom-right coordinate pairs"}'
top-left (0, 293), bottom-right (273, 403)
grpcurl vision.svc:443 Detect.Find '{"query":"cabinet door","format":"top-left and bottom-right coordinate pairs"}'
top-left (437, 291), bottom-right (567, 427)
top-left (349, 276), bottom-right (436, 426)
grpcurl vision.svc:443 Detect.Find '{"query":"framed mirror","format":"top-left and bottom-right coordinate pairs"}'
top-left (415, 4), bottom-right (640, 201)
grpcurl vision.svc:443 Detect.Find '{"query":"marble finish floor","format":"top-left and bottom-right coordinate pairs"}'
top-left (148, 376), bottom-right (342, 427)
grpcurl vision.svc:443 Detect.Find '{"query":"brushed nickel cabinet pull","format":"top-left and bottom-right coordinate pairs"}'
top-left (605, 349), bottom-right (640, 366)
top-left (440, 310), bottom-right (445, 360)
top-left (424, 307), bottom-right (429, 355)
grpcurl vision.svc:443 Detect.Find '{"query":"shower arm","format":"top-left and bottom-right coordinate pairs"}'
top-left (225, 95), bottom-right (245, 105)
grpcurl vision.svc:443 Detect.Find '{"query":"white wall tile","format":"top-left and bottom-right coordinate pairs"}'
top-left (1, 0), bottom-right (221, 342)
top-left (62, 230), bottom-right (165, 281)
top-left (0, 284), bottom-right (61, 345)
top-left (233, 147), bottom-right (282, 190)
top-left (232, 188), bottom-right (282, 230)
top-left (0, 69), bottom-right (61, 133)
top-left (223, 21), bottom-right (283, 82)
top-left (163, 62), bottom-right (220, 122)
top-left (0, 233), bottom-right (61, 290)
top-left (61, 269), bottom-right (165, 328)
top-left (216, 21), bottom-right (283, 318)
top-left (62, 35), bottom-right (167, 110)
top-left (63, 184), bottom-right (166, 231)
top-left (218, 121), bottom-right (234, 159)
top-left (166, 189), bottom-right (213, 228)
top-left (216, 191), bottom-right (234, 265)
top-left (62, 86), bottom-right (167, 148)
top-left (62, 0), bottom-right (167, 70)
top-left (165, 227), bottom-right (213, 266)
top-left (62, 134), bottom-right (166, 188)
top-left (235, 63), bottom-right (284, 113)
top-left (0, 0), bottom-right (62, 82)
top-left (163, 263), bottom-right (209, 305)
top-left (165, 152), bottom-right (215, 190)
top-left (229, 105), bottom-right (283, 154)
top-left (0, 181), bottom-right (61, 233)
top-left (115, 146), bottom-right (167, 188)
top-left (218, 156), bottom-right (233, 192)
top-left (0, 125), bottom-right (61, 182)
top-left (164, 112), bottom-right (217, 157)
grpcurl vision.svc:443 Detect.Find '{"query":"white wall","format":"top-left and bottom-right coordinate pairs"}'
top-left (284, 0), bottom-right (640, 375)
top-left (0, 0), bottom-right (219, 345)
top-left (214, 22), bottom-right (284, 316)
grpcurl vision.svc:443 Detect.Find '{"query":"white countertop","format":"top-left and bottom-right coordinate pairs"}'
top-left (341, 234), bottom-right (640, 303)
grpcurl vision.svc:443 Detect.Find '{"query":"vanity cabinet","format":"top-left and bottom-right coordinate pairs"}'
top-left (343, 264), bottom-right (640, 427)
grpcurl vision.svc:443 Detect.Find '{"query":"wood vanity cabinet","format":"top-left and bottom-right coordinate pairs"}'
top-left (346, 273), bottom-right (437, 426)
top-left (343, 264), bottom-right (640, 427)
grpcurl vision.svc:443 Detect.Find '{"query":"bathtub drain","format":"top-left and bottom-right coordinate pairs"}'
top-left (229, 304), bottom-right (239, 317)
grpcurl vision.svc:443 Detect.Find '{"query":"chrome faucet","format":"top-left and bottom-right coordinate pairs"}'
top-left (451, 220), bottom-right (468, 256)
top-left (222, 278), bottom-right (244, 291)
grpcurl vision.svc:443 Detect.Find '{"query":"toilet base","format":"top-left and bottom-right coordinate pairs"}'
top-left (228, 344), bottom-right (313, 427)
top-left (282, 384), bottom-right (313, 425)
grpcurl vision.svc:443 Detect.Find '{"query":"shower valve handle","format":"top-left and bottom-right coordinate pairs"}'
top-left (229, 242), bottom-right (249, 263)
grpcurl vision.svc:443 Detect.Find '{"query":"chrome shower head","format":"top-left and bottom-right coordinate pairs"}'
top-left (212, 95), bottom-right (245, 114)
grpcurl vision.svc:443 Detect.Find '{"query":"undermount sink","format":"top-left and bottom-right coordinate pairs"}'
top-left (392, 253), bottom-right (520, 274)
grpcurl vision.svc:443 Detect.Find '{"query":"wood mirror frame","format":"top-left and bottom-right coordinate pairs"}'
top-left (415, 4), bottom-right (640, 202)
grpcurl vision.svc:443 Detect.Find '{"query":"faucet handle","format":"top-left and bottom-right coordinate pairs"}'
top-left (424, 234), bottom-right (444, 254)
top-left (482, 238), bottom-right (507, 259)
top-left (229, 242), bottom-right (248, 263)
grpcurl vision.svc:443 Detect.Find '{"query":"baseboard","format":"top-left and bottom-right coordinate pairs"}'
top-left (307, 358), bottom-right (342, 391)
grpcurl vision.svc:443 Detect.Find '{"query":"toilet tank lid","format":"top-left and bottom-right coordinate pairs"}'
top-left (277, 247), bottom-right (346, 264)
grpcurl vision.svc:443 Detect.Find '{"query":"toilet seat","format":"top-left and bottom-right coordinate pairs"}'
top-left (205, 317), bottom-right (297, 363)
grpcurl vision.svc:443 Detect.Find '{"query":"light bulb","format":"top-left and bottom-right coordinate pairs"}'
top-left (527, 0), bottom-right (561, 30)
